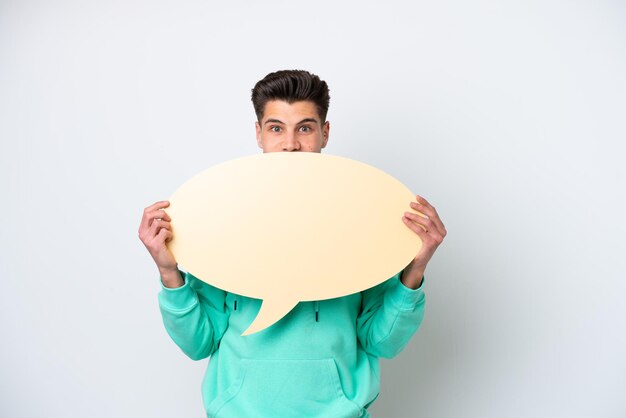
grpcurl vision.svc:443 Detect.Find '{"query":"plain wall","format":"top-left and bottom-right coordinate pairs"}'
top-left (1, 1), bottom-right (624, 417)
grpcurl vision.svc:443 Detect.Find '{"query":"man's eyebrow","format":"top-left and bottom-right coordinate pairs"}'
top-left (263, 118), bottom-right (319, 125)
top-left (263, 118), bottom-right (284, 125)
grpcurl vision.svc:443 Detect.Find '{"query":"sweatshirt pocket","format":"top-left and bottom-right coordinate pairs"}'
top-left (207, 358), bottom-right (362, 418)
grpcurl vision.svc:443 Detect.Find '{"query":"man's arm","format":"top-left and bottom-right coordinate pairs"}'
top-left (356, 273), bottom-right (425, 358)
top-left (158, 270), bottom-right (228, 360)
top-left (356, 195), bottom-right (445, 358)
top-left (139, 200), bottom-right (228, 360)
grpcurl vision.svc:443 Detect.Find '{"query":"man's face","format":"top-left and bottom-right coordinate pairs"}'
top-left (255, 100), bottom-right (330, 153)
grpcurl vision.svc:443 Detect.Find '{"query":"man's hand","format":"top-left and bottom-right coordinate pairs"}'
top-left (138, 201), bottom-right (183, 288)
top-left (400, 195), bottom-right (447, 289)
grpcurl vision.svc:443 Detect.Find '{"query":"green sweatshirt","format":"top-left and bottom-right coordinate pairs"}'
top-left (158, 271), bottom-right (425, 418)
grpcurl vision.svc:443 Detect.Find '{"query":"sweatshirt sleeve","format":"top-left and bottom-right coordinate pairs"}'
top-left (356, 271), bottom-right (425, 359)
top-left (158, 271), bottom-right (229, 361)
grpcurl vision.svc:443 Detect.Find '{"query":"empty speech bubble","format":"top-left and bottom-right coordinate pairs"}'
top-left (165, 152), bottom-right (422, 336)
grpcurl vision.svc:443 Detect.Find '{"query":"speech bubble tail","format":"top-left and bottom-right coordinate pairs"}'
top-left (241, 298), bottom-right (299, 336)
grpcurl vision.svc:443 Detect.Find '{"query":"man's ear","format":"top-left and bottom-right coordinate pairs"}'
top-left (255, 121), bottom-right (263, 149)
top-left (321, 121), bottom-right (330, 148)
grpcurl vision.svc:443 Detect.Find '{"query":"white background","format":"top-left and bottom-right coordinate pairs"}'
top-left (1, 1), bottom-right (625, 417)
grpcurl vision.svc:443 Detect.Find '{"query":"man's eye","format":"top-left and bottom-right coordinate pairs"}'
top-left (270, 126), bottom-right (281, 133)
top-left (299, 126), bottom-right (311, 132)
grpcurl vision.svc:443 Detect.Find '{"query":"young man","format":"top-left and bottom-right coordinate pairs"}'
top-left (138, 70), bottom-right (446, 417)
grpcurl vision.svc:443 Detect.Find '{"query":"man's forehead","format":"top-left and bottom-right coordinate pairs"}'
top-left (262, 100), bottom-right (321, 124)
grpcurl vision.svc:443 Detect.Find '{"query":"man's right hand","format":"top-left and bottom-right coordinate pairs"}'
top-left (138, 201), bottom-right (183, 288)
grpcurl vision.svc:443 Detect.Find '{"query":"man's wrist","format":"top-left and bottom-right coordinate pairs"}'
top-left (159, 266), bottom-right (184, 288)
top-left (400, 265), bottom-right (425, 289)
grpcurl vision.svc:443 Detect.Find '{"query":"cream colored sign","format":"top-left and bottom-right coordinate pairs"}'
top-left (166, 153), bottom-right (422, 335)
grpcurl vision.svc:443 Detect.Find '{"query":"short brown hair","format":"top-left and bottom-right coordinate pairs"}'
top-left (251, 70), bottom-right (330, 122)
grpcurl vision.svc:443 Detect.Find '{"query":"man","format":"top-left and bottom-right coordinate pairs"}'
top-left (138, 70), bottom-right (446, 417)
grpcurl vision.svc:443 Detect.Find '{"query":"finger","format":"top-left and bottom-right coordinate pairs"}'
top-left (146, 200), bottom-right (170, 212)
top-left (411, 199), bottom-right (446, 236)
top-left (148, 218), bottom-right (164, 240)
top-left (410, 202), bottom-right (445, 236)
top-left (404, 214), bottom-right (445, 246)
top-left (146, 219), bottom-right (172, 250)
top-left (155, 220), bottom-right (171, 231)
top-left (410, 201), bottom-right (435, 219)
top-left (140, 212), bottom-right (164, 242)
top-left (404, 211), bottom-right (434, 232)
top-left (155, 210), bottom-right (171, 224)
top-left (141, 208), bottom-right (172, 232)
top-left (402, 215), bottom-right (429, 239)
top-left (415, 195), bottom-right (433, 208)
top-left (147, 227), bottom-right (170, 252)
top-left (140, 201), bottom-right (170, 230)
top-left (158, 227), bottom-right (173, 243)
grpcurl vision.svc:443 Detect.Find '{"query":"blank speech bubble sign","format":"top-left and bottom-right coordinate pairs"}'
top-left (165, 153), bottom-right (422, 336)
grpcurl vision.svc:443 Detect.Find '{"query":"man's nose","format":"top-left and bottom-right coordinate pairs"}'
top-left (282, 132), bottom-right (301, 152)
